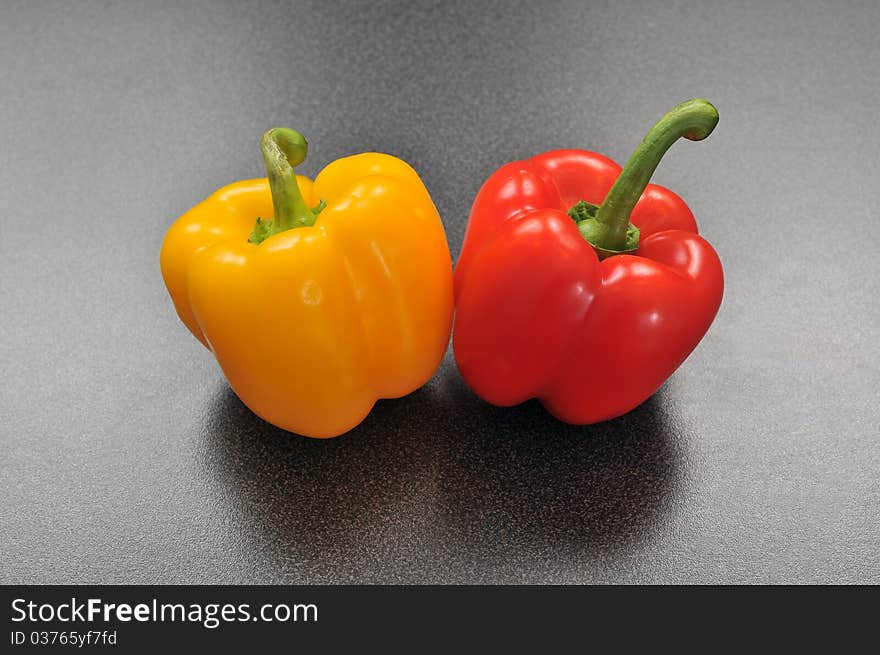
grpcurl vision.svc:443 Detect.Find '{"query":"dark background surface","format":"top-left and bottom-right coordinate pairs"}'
top-left (1, 0), bottom-right (877, 584)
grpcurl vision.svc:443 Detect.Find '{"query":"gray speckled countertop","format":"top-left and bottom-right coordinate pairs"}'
top-left (2, 0), bottom-right (878, 584)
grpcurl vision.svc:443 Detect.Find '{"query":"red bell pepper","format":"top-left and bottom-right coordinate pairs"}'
top-left (453, 99), bottom-right (724, 424)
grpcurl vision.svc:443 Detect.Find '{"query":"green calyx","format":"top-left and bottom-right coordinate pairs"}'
top-left (568, 200), bottom-right (639, 259)
top-left (572, 98), bottom-right (719, 257)
top-left (248, 127), bottom-right (326, 245)
top-left (249, 200), bottom-right (326, 244)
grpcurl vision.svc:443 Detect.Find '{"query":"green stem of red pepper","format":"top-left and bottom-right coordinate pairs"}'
top-left (249, 128), bottom-right (326, 244)
top-left (574, 99), bottom-right (719, 257)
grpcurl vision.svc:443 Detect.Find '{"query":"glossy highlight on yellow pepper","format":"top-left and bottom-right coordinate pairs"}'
top-left (160, 128), bottom-right (454, 438)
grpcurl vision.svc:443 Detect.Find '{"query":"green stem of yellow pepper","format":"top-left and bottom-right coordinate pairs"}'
top-left (249, 128), bottom-right (325, 244)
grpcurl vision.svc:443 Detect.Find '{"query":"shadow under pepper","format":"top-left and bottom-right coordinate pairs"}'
top-left (199, 360), bottom-right (686, 583)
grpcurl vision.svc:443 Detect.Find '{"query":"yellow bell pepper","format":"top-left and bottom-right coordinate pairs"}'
top-left (160, 128), bottom-right (453, 438)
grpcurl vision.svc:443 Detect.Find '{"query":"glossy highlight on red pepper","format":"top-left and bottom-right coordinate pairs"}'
top-left (453, 99), bottom-right (724, 425)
